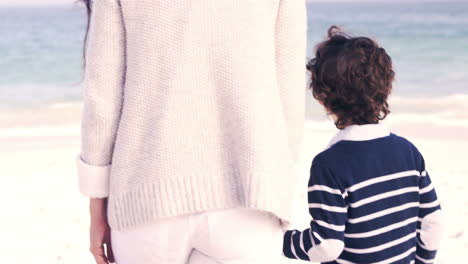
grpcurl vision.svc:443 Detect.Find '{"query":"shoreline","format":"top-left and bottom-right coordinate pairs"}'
top-left (1, 100), bottom-right (467, 142)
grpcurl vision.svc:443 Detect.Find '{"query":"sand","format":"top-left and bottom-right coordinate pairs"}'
top-left (0, 102), bottom-right (465, 264)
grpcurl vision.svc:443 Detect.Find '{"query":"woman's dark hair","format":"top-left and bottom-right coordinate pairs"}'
top-left (307, 26), bottom-right (395, 129)
top-left (77, 0), bottom-right (93, 67)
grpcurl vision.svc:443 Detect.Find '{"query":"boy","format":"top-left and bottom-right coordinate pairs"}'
top-left (283, 26), bottom-right (443, 264)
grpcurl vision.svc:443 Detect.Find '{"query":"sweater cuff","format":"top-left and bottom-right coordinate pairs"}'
top-left (76, 154), bottom-right (110, 198)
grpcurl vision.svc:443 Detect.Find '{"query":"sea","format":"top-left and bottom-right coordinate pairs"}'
top-left (0, 1), bottom-right (467, 121)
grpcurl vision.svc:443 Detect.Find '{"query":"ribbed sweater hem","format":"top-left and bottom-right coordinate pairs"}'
top-left (107, 171), bottom-right (294, 232)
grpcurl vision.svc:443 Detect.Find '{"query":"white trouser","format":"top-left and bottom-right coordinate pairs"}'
top-left (111, 208), bottom-right (284, 264)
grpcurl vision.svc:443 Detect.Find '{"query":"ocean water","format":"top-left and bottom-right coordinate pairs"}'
top-left (0, 1), bottom-right (467, 119)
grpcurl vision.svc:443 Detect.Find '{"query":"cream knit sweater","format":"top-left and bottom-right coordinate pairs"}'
top-left (77, 0), bottom-right (307, 232)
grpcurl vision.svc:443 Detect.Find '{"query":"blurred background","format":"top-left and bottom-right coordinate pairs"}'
top-left (0, 0), bottom-right (466, 263)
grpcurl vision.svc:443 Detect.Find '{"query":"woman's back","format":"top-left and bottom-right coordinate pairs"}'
top-left (78, 0), bottom-right (307, 232)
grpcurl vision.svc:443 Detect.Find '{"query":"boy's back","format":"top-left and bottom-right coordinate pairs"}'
top-left (284, 125), bottom-right (443, 263)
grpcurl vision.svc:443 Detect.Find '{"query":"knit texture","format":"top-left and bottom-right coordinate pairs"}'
top-left (283, 125), bottom-right (443, 264)
top-left (78, 0), bottom-right (307, 231)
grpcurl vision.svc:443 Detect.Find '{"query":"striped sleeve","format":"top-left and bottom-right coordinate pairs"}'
top-left (415, 159), bottom-right (443, 264)
top-left (283, 163), bottom-right (346, 262)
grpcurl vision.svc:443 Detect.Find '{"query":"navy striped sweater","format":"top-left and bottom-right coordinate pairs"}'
top-left (283, 124), bottom-right (443, 264)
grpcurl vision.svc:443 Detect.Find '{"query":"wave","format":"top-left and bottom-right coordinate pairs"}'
top-left (0, 124), bottom-right (80, 138)
top-left (388, 94), bottom-right (468, 126)
top-left (307, 93), bottom-right (468, 121)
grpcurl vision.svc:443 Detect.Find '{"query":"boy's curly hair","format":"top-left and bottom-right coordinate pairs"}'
top-left (307, 26), bottom-right (395, 129)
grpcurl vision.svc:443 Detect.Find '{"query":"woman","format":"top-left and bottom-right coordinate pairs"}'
top-left (77, 0), bottom-right (307, 263)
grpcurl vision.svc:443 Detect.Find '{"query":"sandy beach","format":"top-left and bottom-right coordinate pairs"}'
top-left (0, 101), bottom-right (466, 264)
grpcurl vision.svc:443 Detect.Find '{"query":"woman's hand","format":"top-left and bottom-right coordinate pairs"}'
top-left (89, 198), bottom-right (115, 264)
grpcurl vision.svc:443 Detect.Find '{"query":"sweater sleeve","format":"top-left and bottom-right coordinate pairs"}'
top-left (77, 0), bottom-right (126, 198)
top-left (283, 162), bottom-right (346, 262)
top-left (274, 0), bottom-right (307, 163)
top-left (415, 157), bottom-right (443, 264)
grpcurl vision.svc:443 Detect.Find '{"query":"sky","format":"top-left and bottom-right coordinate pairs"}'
top-left (0, 0), bottom-right (465, 6)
